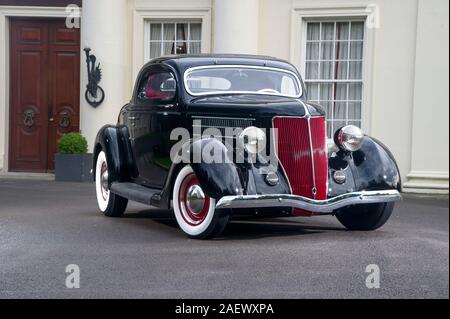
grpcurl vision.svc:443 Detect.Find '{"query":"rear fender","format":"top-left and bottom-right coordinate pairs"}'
top-left (93, 125), bottom-right (136, 184)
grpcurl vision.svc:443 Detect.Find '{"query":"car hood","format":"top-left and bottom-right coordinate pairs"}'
top-left (185, 94), bottom-right (324, 118)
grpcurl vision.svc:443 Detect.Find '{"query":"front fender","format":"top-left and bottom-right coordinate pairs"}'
top-left (93, 125), bottom-right (136, 183)
top-left (190, 138), bottom-right (244, 199)
top-left (328, 136), bottom-right (401, 197)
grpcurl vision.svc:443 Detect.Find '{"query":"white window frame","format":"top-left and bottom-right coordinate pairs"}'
top-left (290, 4), bottom-right (376, 135)
top-left (144, 20), bottom-right (203, 61)
top-left (132, 7), bottom-right (211, 82)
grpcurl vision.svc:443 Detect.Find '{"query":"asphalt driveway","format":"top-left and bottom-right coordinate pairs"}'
top-left (0, 179), bottom-right (448, 299)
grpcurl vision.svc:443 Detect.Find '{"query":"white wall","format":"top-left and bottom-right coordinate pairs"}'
top-left (404, 0), bottom-right (449, 192)
top-left (213, 0), bottom-right (259, 54)
top-left (80, 0), bottom-right (129, 151)
top-left (258, 0), bottom-right (292, 60)
top-left (368, 0), bottom-right (419, 189)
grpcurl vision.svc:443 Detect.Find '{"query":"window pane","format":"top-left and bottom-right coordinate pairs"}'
top-left (335, 83), bottom-right (347, 100)
top-left (350, 22), bottom-right (364, 40)
top-left (149, 42), bottom-right (161, 59)
top-left (348, 83), bottom-right (362, 100)
top-left (306, 62), bottom-right (319, 80)
top-left (190, 23), bottom-right (201, 40)
top-left (321, 42), bottom-right (334, 60)
top-left (307, 23), bottom-right (320, 40)
top-left (163, 42), bottom-right (174, 55)
top-left (319, 83), bottom-right (332, 101)
top-left (162, 23), bottom-right (175, 55)
top-left (150, 23), bottom-right (162, 41)
top-left (306, 42), bottom-right (320, 60)
top-left (335, 61), bottom-right (348, 80)
top-left (177, 23), bottom-right (188, 41)
top-left (348, 102), bottom-right (362, 120)
top-left (139, 72), bottom-right (176, 101)
top-left (175, 42), bottom-right (188, 54)
top-left (333, 102), bottom-right (347, 120)
top-left (189, 42), bottom-right (201, 54)
top-left (350, 41), bottom-right (364, 60)
top-left (163, 24), bottom-right (175, 41)
top-left (321, 22), bottom-right (334, 40)
top-left (320, 61), bottom-right (334, 79)
top-left (336, 22), bottom-right (350, 40)
top-left (349, 61), bottom-right (363, 79)
top-left (335, 41), bottom-right (349, 60)
top-left (306, 83), bottom-right (319, 100)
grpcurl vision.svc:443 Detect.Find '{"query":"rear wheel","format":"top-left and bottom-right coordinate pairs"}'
top-left (173, 166), bottom-right (229, 239)
top-left (336, 202), bottom-right (394, 231)
top-left (95, 151), bottom-right (128, 217)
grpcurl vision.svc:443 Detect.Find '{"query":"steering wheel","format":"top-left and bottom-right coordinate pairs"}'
top-left (258, 88), bottom-right (281, 95)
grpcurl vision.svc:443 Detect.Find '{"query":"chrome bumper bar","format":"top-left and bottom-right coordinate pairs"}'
top-left (216, 190), bottom-right (402, 214)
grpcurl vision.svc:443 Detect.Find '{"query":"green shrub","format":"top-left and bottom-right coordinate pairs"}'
top-left (58, 132), bottom-right (88, 154)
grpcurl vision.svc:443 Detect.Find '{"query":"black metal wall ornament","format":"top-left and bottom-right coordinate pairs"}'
top-left (84, 47), bottom-right (105, 108)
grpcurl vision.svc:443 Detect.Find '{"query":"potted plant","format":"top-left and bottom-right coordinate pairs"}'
top-left (55, 132), bottom-right (93, 182)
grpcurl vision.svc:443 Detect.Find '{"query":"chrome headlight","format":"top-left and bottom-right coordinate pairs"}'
top-left (239, 127), bottom-right (266, 154)
top-left (334, 125), bottom-right (364, 152)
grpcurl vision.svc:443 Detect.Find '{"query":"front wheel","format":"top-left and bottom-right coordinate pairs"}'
top-left (95, 151), bottom-right (128, 217)
top-left (173, 166), bottom-right (230, 239)
top-left (335, 202), bottom-right (394, 231)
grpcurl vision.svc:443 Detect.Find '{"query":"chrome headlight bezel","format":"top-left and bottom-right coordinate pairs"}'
top-left (334, 125), bottom-right (365, 152)
top-left (238, 126), bottom-right (266, 154)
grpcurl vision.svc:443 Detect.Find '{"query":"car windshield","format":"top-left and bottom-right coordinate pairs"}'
top-left (184, 66), bottom-right (302, 98)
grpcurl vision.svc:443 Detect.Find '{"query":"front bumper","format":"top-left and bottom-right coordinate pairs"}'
top-left (216, 190), bottom-right (402, 214)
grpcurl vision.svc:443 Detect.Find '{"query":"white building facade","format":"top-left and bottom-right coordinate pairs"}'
top-left (0, 0), bottom-right (448, 194)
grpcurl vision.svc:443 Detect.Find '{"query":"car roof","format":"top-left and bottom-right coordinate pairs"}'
top-left (144, 54), bottom-right (300, 75)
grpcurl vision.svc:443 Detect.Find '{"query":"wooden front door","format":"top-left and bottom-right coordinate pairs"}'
top-left (9, 18), bottom-right (80, 172)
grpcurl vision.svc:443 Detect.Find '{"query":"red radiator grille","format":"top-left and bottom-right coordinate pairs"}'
top-left (309, 116), bottom-right (328, 200)
top-left (273, 116), bottom-right (328, 215)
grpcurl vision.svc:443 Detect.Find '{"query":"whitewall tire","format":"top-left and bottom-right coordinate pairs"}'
top-left (173, 166), bottom-right (229, 239)
top-left (95, 151), bottom-right (128, 217)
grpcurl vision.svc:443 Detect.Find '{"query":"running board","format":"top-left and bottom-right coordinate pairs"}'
top-left (110, 182), bottom-right (161, 206)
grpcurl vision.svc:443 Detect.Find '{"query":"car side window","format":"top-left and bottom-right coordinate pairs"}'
top-left (138, 71), bottom-right (176, 103)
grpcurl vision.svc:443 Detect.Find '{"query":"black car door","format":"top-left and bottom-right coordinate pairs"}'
top-left (128, 64), bottom-right (183, 188)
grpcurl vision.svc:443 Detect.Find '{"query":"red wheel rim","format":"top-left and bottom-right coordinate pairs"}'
top-left (178, 173), bottom-right (210, 226)
top-left (100, 162), bottom-right (108, 201)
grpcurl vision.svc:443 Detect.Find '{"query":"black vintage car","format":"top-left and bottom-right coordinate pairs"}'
top-left (93, 54), bottom-right (401, 239)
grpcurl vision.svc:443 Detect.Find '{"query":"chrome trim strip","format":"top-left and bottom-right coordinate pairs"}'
top-left (192, 116), bottom-right (256, 121)
top-left (302, 100), bottom-right (318, 199)
top-left (184, 65), bottom-right (303, 98)
top-left (216, 190), bottom-right (402, 214)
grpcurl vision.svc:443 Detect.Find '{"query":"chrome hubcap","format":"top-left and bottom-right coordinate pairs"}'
top-left (186, 185), bottom-right (206, 215)
top-left (101, 163), bottom-right (109, 191)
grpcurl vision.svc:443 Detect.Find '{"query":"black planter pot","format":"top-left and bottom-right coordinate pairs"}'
top-left (55, 153), bottom-right (93, 182)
